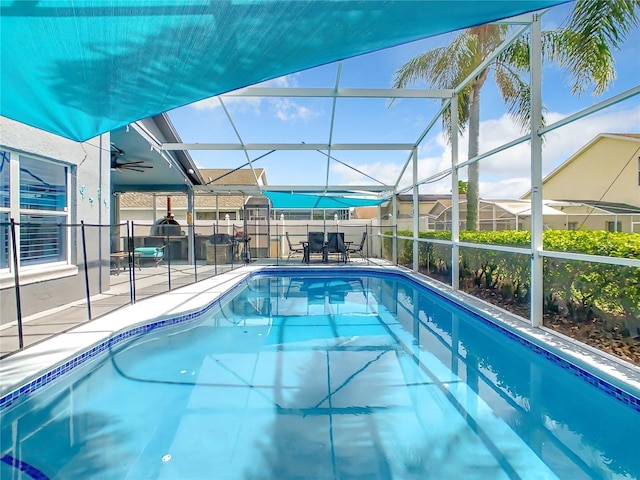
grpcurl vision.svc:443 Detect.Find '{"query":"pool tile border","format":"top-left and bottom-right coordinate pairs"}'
top-left (0, 278), bottom-right (233, 412)
top-left (392, 269), bottom-right (640, 413)
top-left (1, 265), bottom-right (639, 415)
top-left (468, 307), bottom-right (640, 413)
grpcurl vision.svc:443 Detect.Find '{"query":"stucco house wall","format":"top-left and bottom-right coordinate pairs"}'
top-left (0, 116), bottom-right (111, 321)
top-left (525, 134), bottom-right (640, 207)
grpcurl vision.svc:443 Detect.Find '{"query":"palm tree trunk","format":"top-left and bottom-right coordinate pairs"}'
top-left (466, 81), bottom-right (481, 231)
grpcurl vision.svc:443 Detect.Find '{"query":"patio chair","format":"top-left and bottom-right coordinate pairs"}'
top-left (285, 232), bottom-right (305, 261)
top-left (326, 232), bottom-right (347, 263)
top-left (306, 231), bottom-right (327, 263)
top-left (347, 232), bottom-right (367, 261)
top-left (134, 245), bottom-right (165, 267)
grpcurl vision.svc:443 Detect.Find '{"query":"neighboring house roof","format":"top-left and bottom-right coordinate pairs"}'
top-left (549, 200), bottom-right (640, 215)
top-left (119, 168), bottom-right (266, 210)
top-left (353, 206), bottom-right (378, 219)
top-left (119, 192), bottom-right (245, 209)
top-left (521, 133), bottom-right (640, 199)
top-left (485, 200), bottom-right (565, 216)
top-left (395, 194), bottom-right (453, 202)
top-left (200, 168), bottom-right (266, 186)
top-left (431, 198), bottom-right (567, 217)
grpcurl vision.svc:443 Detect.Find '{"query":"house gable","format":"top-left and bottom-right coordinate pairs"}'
top-left (522, 133), bottom-right (640, 207)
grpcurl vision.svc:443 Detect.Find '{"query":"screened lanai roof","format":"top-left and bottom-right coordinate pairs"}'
top-left (1, 0), bottom-right (567, 143)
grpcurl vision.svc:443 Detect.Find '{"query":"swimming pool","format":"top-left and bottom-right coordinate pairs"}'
top-left (1, 268), bottom-right (639, 479)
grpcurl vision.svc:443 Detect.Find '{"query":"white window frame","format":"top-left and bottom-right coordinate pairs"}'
top-left (0, 150), bottom-right (71, 273)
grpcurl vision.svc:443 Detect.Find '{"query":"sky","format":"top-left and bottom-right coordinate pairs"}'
top-left (168, 2), bottom-right (640, 200)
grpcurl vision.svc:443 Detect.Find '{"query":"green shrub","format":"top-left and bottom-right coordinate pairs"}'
top-left (394, 229), bottom-right (639, 332)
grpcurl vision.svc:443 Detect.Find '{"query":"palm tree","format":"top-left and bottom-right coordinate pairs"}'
top-left (392, 0), bottom-right (639, 231)
top-left (392, 24), bottom-right (531, 230)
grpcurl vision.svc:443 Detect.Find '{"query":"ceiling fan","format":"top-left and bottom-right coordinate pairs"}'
top-left (110, 143), bottom-right (153, 173)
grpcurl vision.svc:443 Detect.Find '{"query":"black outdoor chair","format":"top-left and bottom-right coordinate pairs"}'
top-left (306, 231), bottom-right (327, 263)
top-left (285, 232), bottom-right (305, 261)
top-left (347, 232), bottom-right (367, 260)
top-left (326, 232), bottom-right (347, 263)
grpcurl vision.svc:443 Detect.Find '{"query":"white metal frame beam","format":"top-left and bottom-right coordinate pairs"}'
top-left (221, 87), bottom-right (454, 99)
top-left (161, 143), bottom-right (414, 151)
top-left (194, 184), bottom-right (394, 194)
top-left (326, 63), bottom-right (343, 188)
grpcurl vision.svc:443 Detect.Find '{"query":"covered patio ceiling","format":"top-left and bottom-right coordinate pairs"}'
top-left (1, 0), bottom-right (570, 198)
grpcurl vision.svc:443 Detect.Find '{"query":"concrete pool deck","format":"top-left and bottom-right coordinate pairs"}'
top-left (0, 262), bottom-right (235, 357)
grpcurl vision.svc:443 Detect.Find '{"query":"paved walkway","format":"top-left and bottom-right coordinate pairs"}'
top-left (0, 262), bottom-right (236, 357)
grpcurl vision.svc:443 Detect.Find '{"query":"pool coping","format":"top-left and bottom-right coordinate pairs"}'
top-left (1, 263), bottom-right (639, 413)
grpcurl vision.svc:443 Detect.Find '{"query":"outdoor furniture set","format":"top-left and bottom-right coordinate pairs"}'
top-left (286, 231), bottom-right (367, 264)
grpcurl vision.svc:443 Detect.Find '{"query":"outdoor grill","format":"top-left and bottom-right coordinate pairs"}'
top-left (150, 197), bottom-right (182, 237)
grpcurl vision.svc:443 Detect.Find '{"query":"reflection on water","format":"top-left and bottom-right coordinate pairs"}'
top-left (1, 273), bottom-right (638, 479)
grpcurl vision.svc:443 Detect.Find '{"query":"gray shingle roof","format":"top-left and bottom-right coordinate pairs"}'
top-left (120, 168), bottom-right (266, 209)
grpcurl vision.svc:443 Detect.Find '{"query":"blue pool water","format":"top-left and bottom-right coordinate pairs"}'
top-left (1, 271), bottom-right (639, 479)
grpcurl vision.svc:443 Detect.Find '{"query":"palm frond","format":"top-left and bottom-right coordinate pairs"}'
top-left (391, 32), bottom-right (477, 91)
top-left (494, 64), bottom-right (545, 133)
top-left (570, 0), bottom-right (640, 49)
top-left (542, 0), bottom-right (639, 95)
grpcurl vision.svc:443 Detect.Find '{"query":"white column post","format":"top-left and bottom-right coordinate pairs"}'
top-left (412, 148), bottom-right (419, 272)
top-left (187, 188), bottom-right (195, 265)
top-left (530, 13), bottom-right (544, 327)
top-left (392, 193), bottom-right (398, 264)
top-left (451, 95), bottom-right (460, 290)
top-left (377, 204), bottom-right (383, 258)
top-left (280, 213), bottom-right (285, 257)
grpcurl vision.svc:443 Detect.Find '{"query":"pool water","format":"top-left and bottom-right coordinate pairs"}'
top-left (1, 272), bottom-right (639, 479)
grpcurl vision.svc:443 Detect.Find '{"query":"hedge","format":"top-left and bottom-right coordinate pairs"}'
top-left (387, 230), bottom-right (640, 335)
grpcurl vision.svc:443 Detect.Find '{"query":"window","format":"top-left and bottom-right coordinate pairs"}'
top-left (0, 212), bottom-right (8, 269)
top-left (19, 214), bottom-right (68, 266)
top-left (20, 156), bottom-right (67, 212)
top-left (0, 152), bottom-right (70, 270)
top-left (19, 156), bottom-right (68, 266)
top-left (196, 211), bottom-right (214, 221)
top-left (606, 221), bottom-right (622, 232)
top-left (567, 222), bottom-right (578, 231)
top-left (0, 151), bottom-right (9, 208)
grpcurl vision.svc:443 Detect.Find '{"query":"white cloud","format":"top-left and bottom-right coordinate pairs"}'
top-left (480, 178), bottom-right (532, 199)
top-left (470, 105), bottom-right (640, 182)
top-left (270, 98), bottom-right (323, 122)
top-left (331, 103), bottom-right (640, 199)
top-left (331, 160), bottom-right (401, 186)
top-left (189, 91), bottom-right (262, 114)
top-left (187, 72), bottom-right (323, 122)
top-left (257, 74), bottom-right (300, 89)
